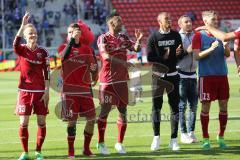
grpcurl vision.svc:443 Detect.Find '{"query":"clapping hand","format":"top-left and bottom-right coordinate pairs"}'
top-left (135, 29), bottom-right (143, 41)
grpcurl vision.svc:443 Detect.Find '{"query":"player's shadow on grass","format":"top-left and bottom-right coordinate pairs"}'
top-left (2, 145), bottom-right (239, 159)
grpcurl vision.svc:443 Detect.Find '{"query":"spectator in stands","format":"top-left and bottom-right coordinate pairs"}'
top-left (70, 0), bottom-right (78, 21)
top-left (84, 0), bottom-right (93, 20)
top-left (63, 3), bottom-right (72, 25)
top-left (46, 11), bottom-right (55, 28)
top-left (20, 0), bottom-right (28, 12)
top-left (54, 11), bottom-right (61, 27)
top-left (99, 6), bottom-right (108, 25)
top-left (0, 49), bottom-right (3, 62)
top-left (186, 11), bottom-right (197, 22)
top-left (14, 7), bottom-right (22, 25)
top-left (5, 20), bottom-right (15, 48)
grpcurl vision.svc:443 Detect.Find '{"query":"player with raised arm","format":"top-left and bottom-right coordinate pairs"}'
top-left (13, 12), bottom-right (50, 160)
top-left (58, 23), bottom-right (98, 159)
top-left (96, 13), bottom-right (143, 155)
top-left (192, 11), bottom-right (231, 150)
top-left (196, 21), bottom-right (240, 75)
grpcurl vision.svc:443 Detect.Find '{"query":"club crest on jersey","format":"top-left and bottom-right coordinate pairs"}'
top-left (36, 53), bottom-right (43, 59)
top-left (73, 51), bottom-right (78, 56)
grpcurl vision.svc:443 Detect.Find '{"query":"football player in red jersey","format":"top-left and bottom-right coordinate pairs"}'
top-left (58, 23), bottom-right (98, 158)
top-left (196, 24), bottom-right (240, 75)
top-left (96, 13), bottom-right (143, 155)
top-left (13, 12), bottom-right (50, 160)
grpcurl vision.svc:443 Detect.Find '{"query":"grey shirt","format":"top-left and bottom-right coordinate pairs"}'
top-left (177, 29), bottom-right (197, 76)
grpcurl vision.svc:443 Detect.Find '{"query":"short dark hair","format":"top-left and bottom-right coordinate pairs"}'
top-left (69, 23), bottom-right (81, 30)
top-left (106, 13), bottom-right (120, 23)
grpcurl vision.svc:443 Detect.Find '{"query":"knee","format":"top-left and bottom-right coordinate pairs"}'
top-left (20, 121), bottom-right (28, 127)
top-left (179, 103), bottom-right (186, 112)
top-left (37, 120), bottom-right (46, 127)
top-left (219, 100), bottom-right (228, 111)
top-left (99, 105), bottom-right (111, 118)
top-left (67, 125), bottom-right (76, 136)
top-left (153, 98), bottom-right (163, 107)
top-left (20, 116), bottom-right (29, 127)
top-left (170, 106), bottom-right (179, 115)
top-left (201, 102), bottom-right (211, 113)
top-left (87, 118), bottom-right (96, 126)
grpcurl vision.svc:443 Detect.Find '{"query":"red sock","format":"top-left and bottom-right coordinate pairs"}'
top-left (200, 111), bottom-right (209, 138)
top-left (67, 136), bottom-right (75, 156)
top-left (36, 125), bottom-right (46, 152)
top-left (219, 111), bottom-right (228, 137)
top-left (19, 125), bottom-right (29, 152)
top-left (83, 130), bottom-right (93, 156)
top-left (117, 118), bottom-right (127, 143)
top-left (67, 126), bottom-right (76, 156)
top-left (97, 116), bottom-right (107, 143)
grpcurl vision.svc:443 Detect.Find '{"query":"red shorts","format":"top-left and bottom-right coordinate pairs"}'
top-left (61, 94), bottom-right (96, 121)
top-left (99, 82), bottom-right (128, 107)
top-left (199, 76), bottom-right (229, 102)
top-left (15, 91), bottom-right (49, 116)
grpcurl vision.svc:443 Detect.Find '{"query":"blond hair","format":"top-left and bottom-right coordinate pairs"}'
top-left (202, 11), bottom-right (217, 21)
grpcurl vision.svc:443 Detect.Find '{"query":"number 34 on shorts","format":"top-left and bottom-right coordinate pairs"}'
top-left (104, 95), bottom-right (112, 103)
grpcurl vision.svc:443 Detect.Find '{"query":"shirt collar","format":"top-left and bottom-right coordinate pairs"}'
top-left (159, 29), bottom-right (170, 34)
top-left (179, 29), bottom-right (193, 35)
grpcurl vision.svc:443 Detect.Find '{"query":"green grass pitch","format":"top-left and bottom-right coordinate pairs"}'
top-left (0, 63), bottom-right (240, 160)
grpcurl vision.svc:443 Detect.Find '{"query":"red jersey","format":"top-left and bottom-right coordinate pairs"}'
top-left (13, 36), bottom-right (50, 92)
top-left (58, 43), bottom-right (97, 94)
top-left (234, 30), bottom-right (240, 40)
top-left (97, 32), bottom-right (135, 84)
top-left (234, 30), bottom-right (240, 51)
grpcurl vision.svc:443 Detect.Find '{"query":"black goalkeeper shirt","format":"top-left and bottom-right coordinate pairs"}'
top-left (147, 30), bottom-right (183, 74)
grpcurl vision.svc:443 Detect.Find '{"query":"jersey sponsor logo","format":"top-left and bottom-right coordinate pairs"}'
top-left (68, 58), bottom-right (85, 64)
top-left (158, 40), bottom-right (175, 46)
top-left (73, 50), bottom-right (78, 56)
top-left (25, 58), bottom-right (43, 64)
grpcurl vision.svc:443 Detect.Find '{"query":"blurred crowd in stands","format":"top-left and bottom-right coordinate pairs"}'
top-left (0, 0), bottom-right (110, 61)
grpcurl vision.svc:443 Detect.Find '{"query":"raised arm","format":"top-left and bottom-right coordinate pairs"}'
top-left (234, 39), bottom-right (240, 75)
top-left (13, 12), bottom-right (30, 55)
top-left (132, 29), bottom-right (143, 52)
top-left (58, 28), bottom-right (81, 60)
top-left (192, 32), bottom-right (219, 60)
top-left (196, 25), bottom-right (236, 42)
top-left (89, 49), bottom-right (99, 86)
top-left (97, 35), bottom-right (133, 68)
top-left (58, 38), bottom-right (75, 60)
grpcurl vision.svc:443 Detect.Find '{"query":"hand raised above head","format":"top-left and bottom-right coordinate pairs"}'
top-left (22, 11), bottom-right (30, 26)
